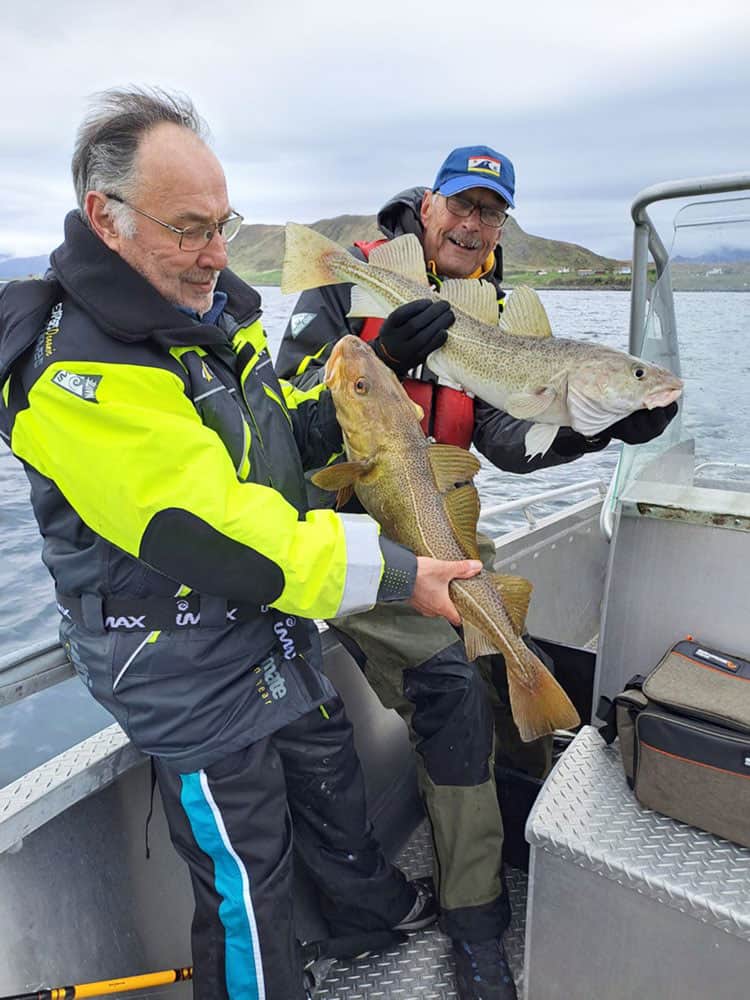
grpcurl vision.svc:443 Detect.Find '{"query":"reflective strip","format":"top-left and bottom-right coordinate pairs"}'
top-left (180, 771), bottom-right (265, 1000)
top-left (335, 513), bottom-right (384, 616)
top-left (280, 379), bottom-right (327, 411)
top-left (262, 384), bottom-right (292, 426)
top-left (232, 320), bottom-right (267, 363)
top-left (238, 419), bottom-right (251, 480)
top-left (295, 341), bottom-right (330, 377)
top-left (112, 630), bottom-right (160, 691)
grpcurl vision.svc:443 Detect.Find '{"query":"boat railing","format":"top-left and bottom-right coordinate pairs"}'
top-left (478, 478), bottom-right (606, 530)
top-left (694, 460), bottom-right (750, 480)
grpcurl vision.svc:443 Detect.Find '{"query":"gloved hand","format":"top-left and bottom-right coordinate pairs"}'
top-left (604, 401), bottom-right (678, 445)
top-left (552, 401), bottom-right (678, 457)
top-left (371, 299), bottom-right (454, 375)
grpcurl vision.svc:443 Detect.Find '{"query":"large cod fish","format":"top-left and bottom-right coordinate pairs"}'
top-left (312, 334), bottom-right (580, 742)
top-left (282, 223), bottom-right (683, 458)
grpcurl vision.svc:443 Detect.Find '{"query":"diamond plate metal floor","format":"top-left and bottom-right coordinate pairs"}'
top-left (314, 821), bottom-right (527, 999)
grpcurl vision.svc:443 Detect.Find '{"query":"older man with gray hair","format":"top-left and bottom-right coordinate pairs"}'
top-left (0, 88), bottom-right (488, 998)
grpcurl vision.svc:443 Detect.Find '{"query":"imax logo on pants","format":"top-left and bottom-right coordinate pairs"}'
top-left (105, 615), bottom-right (147, 629)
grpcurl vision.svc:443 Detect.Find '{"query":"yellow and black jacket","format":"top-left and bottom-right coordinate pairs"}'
top-left (0, 212), bottom-right (416, 769)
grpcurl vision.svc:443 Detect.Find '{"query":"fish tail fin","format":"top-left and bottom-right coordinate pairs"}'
top-left (507, 647), bottom-right (581, 742)
top-left (281, 222), bottom-right (350, 294)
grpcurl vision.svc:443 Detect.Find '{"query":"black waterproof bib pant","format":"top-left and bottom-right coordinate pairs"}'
top-left (155, 696), bottom-right (414, 1000)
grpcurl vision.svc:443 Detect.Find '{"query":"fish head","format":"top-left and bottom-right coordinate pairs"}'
top-left (324, 335), bottom-right (424, 459)
top-left (566, 351), bottom-right (684, 437)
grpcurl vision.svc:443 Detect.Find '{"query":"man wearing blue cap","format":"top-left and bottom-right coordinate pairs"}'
top-left (277, 144), bottom-right (675, 1000)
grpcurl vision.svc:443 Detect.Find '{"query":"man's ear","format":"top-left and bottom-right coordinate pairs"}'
top-left (85, 191), bottom-right (122, 251)
top-left (420, 189), bottom-right (434, 227)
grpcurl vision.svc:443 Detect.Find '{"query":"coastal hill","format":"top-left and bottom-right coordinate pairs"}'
top-left (228, 214), bottom-right (628, 288)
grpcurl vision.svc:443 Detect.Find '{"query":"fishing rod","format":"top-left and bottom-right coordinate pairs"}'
top-left (1, 929), bottom-right (406, 999)
top-left (0, 967), bottom-right (193, 999)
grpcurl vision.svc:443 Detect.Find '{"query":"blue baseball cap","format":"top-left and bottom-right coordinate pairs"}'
top-left (432, 145), bottom-right (515, 208)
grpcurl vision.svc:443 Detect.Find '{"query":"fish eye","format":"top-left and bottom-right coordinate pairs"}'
top-left (354, 377), bottom-right (370, 394)
top-left (632, 365), bottom-right (646, 380)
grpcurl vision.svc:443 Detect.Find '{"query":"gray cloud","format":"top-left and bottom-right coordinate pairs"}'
top-left (2, 1), bottom-right (749, 259)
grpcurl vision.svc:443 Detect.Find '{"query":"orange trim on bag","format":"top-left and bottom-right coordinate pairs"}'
top-left (673, 650), bottom-right (749, 681)
top-left (641, 741), bottom-right (750, 779)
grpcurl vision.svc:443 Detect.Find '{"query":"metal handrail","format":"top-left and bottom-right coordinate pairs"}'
top-left (629, 172), bottom-right (750, 356)
top-left (479, 478), bottom-right (605, 529)
top-left (694, 461), bottom-right (750, 477)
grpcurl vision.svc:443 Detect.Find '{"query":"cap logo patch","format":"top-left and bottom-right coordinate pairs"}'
top-left (467, 156), bottom-right (501, 177)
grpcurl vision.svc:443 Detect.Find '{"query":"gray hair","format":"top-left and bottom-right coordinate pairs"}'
top-left (72, 86), bottom-right (209, 232)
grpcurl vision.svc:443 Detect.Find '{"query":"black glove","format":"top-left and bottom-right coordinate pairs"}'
top-left (552, 401), bottom-right (678, 457)
top-left (604, 401), bottom-right (678, 445)
top-left (371, 299), bottom-right (454, 375)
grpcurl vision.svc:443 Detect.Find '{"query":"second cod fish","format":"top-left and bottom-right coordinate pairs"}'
top-left (281, 223), bottom-right (683, 459)
top-left (312, 334), bottom-right (580, 743)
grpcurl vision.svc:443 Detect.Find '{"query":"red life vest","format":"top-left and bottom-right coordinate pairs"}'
top-left (352, 239), bottom-right (475, 449)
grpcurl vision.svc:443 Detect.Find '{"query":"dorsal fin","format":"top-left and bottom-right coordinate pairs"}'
top-left (427, 444), bottom-right (481, 492)
top-left (368, 235), bottom-right (430, 285)
top-left (499, 285), bottom-right (553, 338)
top-left (489, 573), bottom-right (533, 634)
top-left (443, 484), bottom-right (481, 559)
top-left (440, 279), bottom-right (499, 325)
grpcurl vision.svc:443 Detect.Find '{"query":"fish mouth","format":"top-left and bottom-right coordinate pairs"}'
top-left (644, 382), bottom-right (683, 409)
top-left (324, 335), bottom-right (362, 387)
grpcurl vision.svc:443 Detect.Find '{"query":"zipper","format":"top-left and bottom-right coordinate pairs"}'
top-left (640, 690), bottom-right (750, 736)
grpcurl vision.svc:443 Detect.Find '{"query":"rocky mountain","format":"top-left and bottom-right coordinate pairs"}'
top-left (227, 215), bottom-right (620, 285)
top-left (0, 254), bottom-right (50, 280)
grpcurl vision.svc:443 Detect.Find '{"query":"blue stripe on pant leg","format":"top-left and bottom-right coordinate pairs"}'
top-left (180, 771), bottom-right (265, 1000)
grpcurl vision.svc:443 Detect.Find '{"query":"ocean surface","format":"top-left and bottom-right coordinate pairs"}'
top-left (1, 287), bottom-right (748, 786)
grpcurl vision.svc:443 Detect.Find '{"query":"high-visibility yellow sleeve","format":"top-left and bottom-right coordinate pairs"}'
top-left (11, 360), bottom-right (383, 619)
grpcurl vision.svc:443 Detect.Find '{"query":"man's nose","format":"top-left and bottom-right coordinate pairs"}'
top-left (198, 229), bottom-right (229, 269)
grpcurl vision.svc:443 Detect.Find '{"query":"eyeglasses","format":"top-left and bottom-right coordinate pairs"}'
top-left (107, 195), bottom-right (244, 251)
top-left (441, 193), bottom-right (508, 229)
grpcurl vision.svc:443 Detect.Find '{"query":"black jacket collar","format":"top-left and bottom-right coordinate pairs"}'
top-left (50, 211), bottom-right (261, 349)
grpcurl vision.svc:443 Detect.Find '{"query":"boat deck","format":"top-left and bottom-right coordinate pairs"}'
top-left (314, 821), bottom-right (527, 999)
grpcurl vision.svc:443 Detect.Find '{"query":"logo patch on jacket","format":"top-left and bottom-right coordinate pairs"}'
top-left (51, 370), bottom-right (102, 403)
top-left (290, 312), bottom-right (316, 338)
top-left (467, 155), bottom-right (501, 176)
top-left (33, 302), bottom-right (63, 368)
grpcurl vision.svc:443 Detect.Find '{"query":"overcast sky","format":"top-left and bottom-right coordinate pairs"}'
top-left (2, 0), bottom-right (749, 261)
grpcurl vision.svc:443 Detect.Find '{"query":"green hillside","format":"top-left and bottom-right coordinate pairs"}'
top-left (228, 215), bottom-right (627, 288)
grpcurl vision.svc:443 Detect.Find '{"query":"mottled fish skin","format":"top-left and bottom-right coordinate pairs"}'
top-left (283, 224), bottom-right (682, 447)
top-left (318, 335), bottom-right (580, 740)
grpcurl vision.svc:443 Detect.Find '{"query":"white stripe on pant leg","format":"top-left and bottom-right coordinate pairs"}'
top-left (179, 770), bottom-right (266, 999)
top-left (200, 773), bottom-right (266, 1000)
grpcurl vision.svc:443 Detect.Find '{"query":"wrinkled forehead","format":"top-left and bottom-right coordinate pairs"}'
top-left (133, 123), bottom-right (229, 215)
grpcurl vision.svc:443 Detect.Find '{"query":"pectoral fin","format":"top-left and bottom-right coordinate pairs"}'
top-left (427, 443), bottom-right (481, 491)
top-left (490, 573), bottom-right (533, 635)
top-left (311, 459), bottom-right (374, 491)
top-left (506, 385), bottom-right (558, 420)
top-left (524, 423), bottom-right (560, 460)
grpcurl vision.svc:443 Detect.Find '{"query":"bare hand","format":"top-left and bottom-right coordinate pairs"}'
top-left (408, 556), bottom-right (482, 625)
